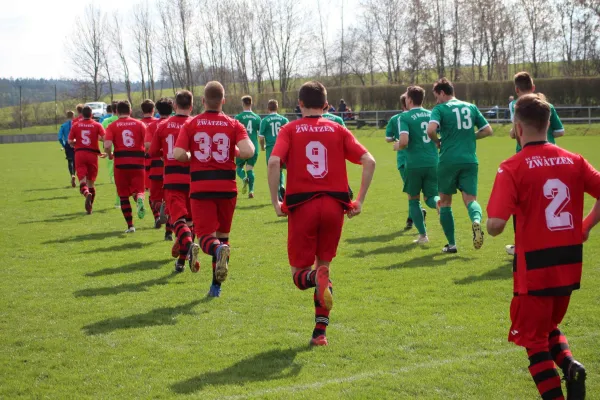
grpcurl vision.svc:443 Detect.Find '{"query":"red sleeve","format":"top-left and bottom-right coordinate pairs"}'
top-left (68, 125), bottom-right (76, 142)
top-left (105, 124), bottom-right (113, 142)
top-left (342, 127), bottom-right (368, 164)
top-left (145, 123), bottom-right (157, 143)
top-left (149, 126), bottom-right (162, 157)
top-left (271, 124), bottom-right (291, 163)
top-left (175, 121), bottom-right (191, 151)
top-left (486, 162), bottom-right (517, 221)
top-left (138, 122), bottom-right (147, 148)
top-left (582, 156), bottom-right (600, 199)
top-left (234, 120), bottom-right (249, 144)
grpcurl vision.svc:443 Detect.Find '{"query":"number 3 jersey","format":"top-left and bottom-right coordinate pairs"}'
top-left (175, 111), bottom-right (249, 199)
top-left (487, 142), bottom-right (600, 296)
top-left (149, 115), bottom-right (191, 191)
top-left (272, 116), bottom-right (368, 210)
top-left (105, 117), bottom-right (147, 170)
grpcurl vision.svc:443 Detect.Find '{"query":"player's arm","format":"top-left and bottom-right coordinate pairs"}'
top-left (426, 121), bottom-right (441, 147)
top-left (268, 126), bottom-right (290, 217)
top-left (67, 128), bottom-right (76, 147)
top-left (582, 158), bottom-right (600, 241)
top-left (395, 116), bottom-right (409, 150)
top-left (103, 125), bottom-right (114, 158)
top-left (238, 138), bottom-right (255, 159)
top-left (476, 125), bottom-right (493, 139)
top-left (348, 152), bottom-right (376, 219)
top-left (486, 164), bottom-right (517, 236)
top-left (474, 106), bottom-right (493, 139)
top-left (384, 118), bottom-right (396, 143)
top-left (149, 128), bottom-right (162, 158)
top-left (550, 106), bottom-right (565, 138)
top-left (259, 120), bottom-right (266, 151)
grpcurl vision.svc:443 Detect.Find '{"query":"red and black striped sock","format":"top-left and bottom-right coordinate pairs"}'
top-left (173, 220), bottom-right (192, 262)
top-left (312, 280), bottom-right (332, 338)
top-left (120, 196), bottom-right (133, 228)
top-left (549, 329), bottom-right (574, 375)
top-left (293, 269), bottom-right (316, 290)
top-left (199, 235), bottom-right (220, 256)
top-left (89, 187), bottom-right (96, 204)
top-left (165, 221), bottom-right (173, 234)
top-left (151, 200), bottom-right (160, 219)
top-left (79, 182), bottom-right (90, 197)
top-left (527, 348), bottom-right (565, 400)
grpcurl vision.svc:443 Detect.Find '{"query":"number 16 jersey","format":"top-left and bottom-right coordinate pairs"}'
top-left (487, 142), bottom-right (600, 296)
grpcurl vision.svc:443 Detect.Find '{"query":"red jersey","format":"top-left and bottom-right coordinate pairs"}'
top-left (150, 115), bottom-right (191, 191)
top-left (145, 118), bottom-right (167, 181)
top-left (141, 116), bottom-right (158, 127)
top-left (487, 142), bottom-right (600, 296)
top-left (72, 115), bottom-right (84, 128)
top-left (175, 111), bottom-right (248, 199)
top-left (272, 116), bottom-right (367, 210)
top-left (68, 118), bottom-right (105, 154)
top-left (105, 117), bottom-right (147, 170)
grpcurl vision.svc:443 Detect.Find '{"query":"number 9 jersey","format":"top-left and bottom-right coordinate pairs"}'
top-left (487, 142), bottom-right (600, 296)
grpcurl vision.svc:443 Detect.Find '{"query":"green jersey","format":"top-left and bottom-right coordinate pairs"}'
top-left (512, 100), bottom-right (563, 152)
top-left (399, 107), bottom-right (438, 169)
top-left (235, 111), bottom-right (261, 147)
top-left (322, 113), bottom-right (345, 126)
top-left (430, 99), bottom-right (488, 165)
top-left (102, 115), bottom-right (118, 129)
top-left (259, 113), bottom-right (289, 148)
top-left (386, 113), bottom-right (406, 169)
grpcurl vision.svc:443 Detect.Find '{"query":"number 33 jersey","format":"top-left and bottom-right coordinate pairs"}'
top-left (149, 115), bottom-right (191, 191)
top-left (105, 117), bottom-right (148, 170)
top-left (272, 116), bottom-right (368, 210)
top-left (175, 111), bottom-right (249, 199)
top-left (487, 142), bottom-right (600, 296)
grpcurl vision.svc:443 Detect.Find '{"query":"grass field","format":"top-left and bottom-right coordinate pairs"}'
top-left (1, 132), bottom-right (600, 399)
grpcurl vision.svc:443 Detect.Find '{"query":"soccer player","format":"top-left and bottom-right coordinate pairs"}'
top-left (487, 93), bottom-right (600, 400)
top-left (259, 99), bottom-right (289, 201)
top-left (68, 106), bottom-right (106, 214)
top-left (58, 110), bottom-right (76, 187)
top-left (174, 82), bottom-right (255, 297)
top-left (234, 96), bottom-right (261, 198)
top-left (145, 98), bottom-right (173, 238)
top-left (73, 104), bottom-right (84, 125)
top-left (387, 94), bottom-right (418, 230)
top-left (322, 103), bottom-right (355, 200)
top-left (141, 99), bottom-right (158, 194)
top-left (103, 101), bottom-right (119, 205)
top-left (426, 78), bottom-right (492, 253)
top-left (505, 72), bottom-right (566, 256)
top-left (150, 91), bottom-right (194, 273)
top-left (99, 104), bottom-right (113, 124)
top-left (104, 100), bottom-right (148, 233)
top-left (394, 86), bottom-right (440, 244)
top-left (267, 81), bottom-right (376, 346)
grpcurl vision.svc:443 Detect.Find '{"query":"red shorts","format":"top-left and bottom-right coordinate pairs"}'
top-left (149, 179), bottom-right (164, 202)
top-left (508, 295), bottom-right (571, 349)
top-left (191, 197), bottom-right (236, 236)
top-left (287, 195), bottom-right (345, 268)
top-left (165, 189), bottom-right (192, 222)
top-left (114, 168), bottom-right (145, 198)
top-left (75, 152), bottom-right (99, 181)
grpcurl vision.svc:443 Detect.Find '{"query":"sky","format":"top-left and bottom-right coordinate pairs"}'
top-left (0, 0), bottom-right (358, 80)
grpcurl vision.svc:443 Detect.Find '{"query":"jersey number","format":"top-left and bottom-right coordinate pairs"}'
top-left (452, 107), bottom-right (473, 130)
top-left (81, 130), bottom-right (91, 146)
top-left (166, 134), bottom-right (175, 160)
top-left (122, 130), bottom-right (135, 147)
top-left (306, 141), bottom-right (328, 178)
top-left (194, 132), bottom-right (230, 163)
top-left (246, 120), bottom-right (253, 133)
top-left (270, 122), bottom-right (281, 137)
top-left (421, 121), bottom-right (431, 143)
top-left (543, 178), bottom-right (574, 231)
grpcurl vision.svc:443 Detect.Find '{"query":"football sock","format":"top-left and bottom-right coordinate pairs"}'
top-left (89, 187), bottom-right (96, 204)
top-left (312, 280), bottom-right (333, 338)
top-left (293, 269), bottom-right (316, 290)
top-left (236, 166), bottom-right (246, 181)
top-left (173, 220), bottom-right (192, 262)
top-left (247, 170), bottom-right (255, 192)
top-left (440, 207), bottom-right (456, 246)
top-left (120, 196), bottom-right (133, 227)
top-left (467, 200), bottom-right (483, 224)
top-left (549, 329), bottom-right (575, 375)
top-left (151, 200), bottom-right (160, 219)
top-left (409, 199), bottom-right (426, 235)
top-left (211, 255), bottom-right (220, 287)
top-left (425, 196), bottom-right (440, 209)
top-left (199, 235), bottom-right (220, 256)
top-left (527, 348), bottom-right (564, 400)
top-left (79, 182), bottom-right (90, 197)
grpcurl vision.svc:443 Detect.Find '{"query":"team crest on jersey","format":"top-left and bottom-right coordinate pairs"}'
top-left (525, 155), bottom-right (574, 169)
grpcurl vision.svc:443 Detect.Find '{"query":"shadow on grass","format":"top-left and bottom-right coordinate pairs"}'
top-left (236, 203), bottom-right (271, 211)
top-left (454, 262), bottom-right (513, 285)
top-left (43, 230), bottom-right (122, 244)
top-left (25, 196), bottom-right (71, 202)
top-left (84, 241), bottom-right (148, 254)
top-left (264, 219), bottom-right (288, 224)
top-left (351, 243), bottom-right (414, 258)
top-left (82, 299), bottom-right (208, 335)
top-left (374, 253), bottom-right (474, 270)
top-left (74, 273), bottom-right (176, 297)
top-left (22, 208), bottom-right (112, 224)
top-left (23, 187), bottom-right (69, 192)
top-left (170, 346), bottom-right (309, 394)
top-left (85, 259), bottom-right (168, 277)
top-left (346, 230), bottom-right (406, 244)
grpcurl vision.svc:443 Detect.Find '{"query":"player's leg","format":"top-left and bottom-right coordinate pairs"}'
top-left (246, 152), bottom-right (258, 198)
top-left (84, 157), bottom-right (99, 214)
top-left (458, 164), bottom-right (483, 249)
top-left (131, 170), bottom-right (146, 220)
top-left (398, 166), bottom-right (413, 230)
top-left (107, 156), bottom-right (114, 184)
top-left (211, 197), bottom-right (236, 286)
top-left (149, 179), bottom-right (162, 228)
top-left (437, 164), bottom-right (458, 253)
top-left (65, 146), bottom-right (76, 187)
top-left (115, 169), bottom-right (135, 232)
top-left (404, 168), bottom-right (428, 243)
top-left (166, 190), bottom-right (193, 272)
top-left (236, 158), bottom-right (248, 193)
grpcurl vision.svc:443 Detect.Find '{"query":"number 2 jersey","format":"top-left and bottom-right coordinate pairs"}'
top-left (272, 116), bottom-right (368, 210)
top-left (487, 142), bottom-right (600, 296)
top-left (105, 117), bottom-right (147, 170)
top-left (175, 111), bottom-right (249, 199)
top-left (149, 115), bottom-right (191, 191)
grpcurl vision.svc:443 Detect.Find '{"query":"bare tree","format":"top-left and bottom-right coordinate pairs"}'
top-left (520, 0), bottom-right (554, 76)
top-left (317, 0), bottom-right (330, 78)
top-left (112, 13), bottom-right (132, 103)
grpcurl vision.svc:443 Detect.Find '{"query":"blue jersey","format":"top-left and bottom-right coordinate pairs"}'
top-left (58, 120), bottom-right (72, 147)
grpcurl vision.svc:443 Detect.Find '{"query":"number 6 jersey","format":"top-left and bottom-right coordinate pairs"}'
top-left (105, 117), bottom-right (147, 170)
top-left (487, 142), bottom-right (600, 296)
top-left (272, 116), bottom-right (368, 210)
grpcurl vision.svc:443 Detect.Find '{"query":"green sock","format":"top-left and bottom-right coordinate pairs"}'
top-left (425, 196), bottom-right (440, 209)
top-left (440, 207), bottom-right (456, 246)
top-left (236, 167), bottom-right (246, 181)
top-left (247, 170), bottom-right (255, 192)
top-left (467, 201), bottom-right (482, 224)
top-left (409, 199), bottom-right (426, 235)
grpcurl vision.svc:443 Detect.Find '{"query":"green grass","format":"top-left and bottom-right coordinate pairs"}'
top-left (1, 133), bottom-right (600, 399)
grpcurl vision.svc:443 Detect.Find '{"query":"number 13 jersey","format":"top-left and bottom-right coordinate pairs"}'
top-left (487, 142), bottom-right (600, 296)
top-left (175, 111), bottom-right (248, 199)
top-left (272, 116), bottom-right (368, 210)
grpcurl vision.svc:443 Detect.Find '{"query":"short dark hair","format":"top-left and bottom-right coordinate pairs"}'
top-left (267, 99), bottom-right (278, 111)
top-left (141, 99), bottom-right (155, 114)
top-left (514, 93), bottom-right (550, 132)
top-left (106, 104), bottom-right (112, 113)
top-left (433, 78), bottom-right (454, 96)
top-left (66, 110), bottom-right (74, 118)
top-left (400, 94), bottom-right (407, 110)
top-left (116, 100), bottom-right (132, 115)
top-left (82, 106), bottom-right (93, 119)
top-left (76, 104), bottom-right (84, 114)
top-left (299, 81), bottom-right (327, 109)
top-left (514, 71), bottom-right (534, 92)
top-left (406, 86), bottom-right (425, 106)
top-left (241, 95), bottom-right (252, 106)
top-left (204, 82), bottom-right (224, 110)
top-left (175, 91), bottom-right (193, 110)
top-left (156, 97), bottom-right (174, 116)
